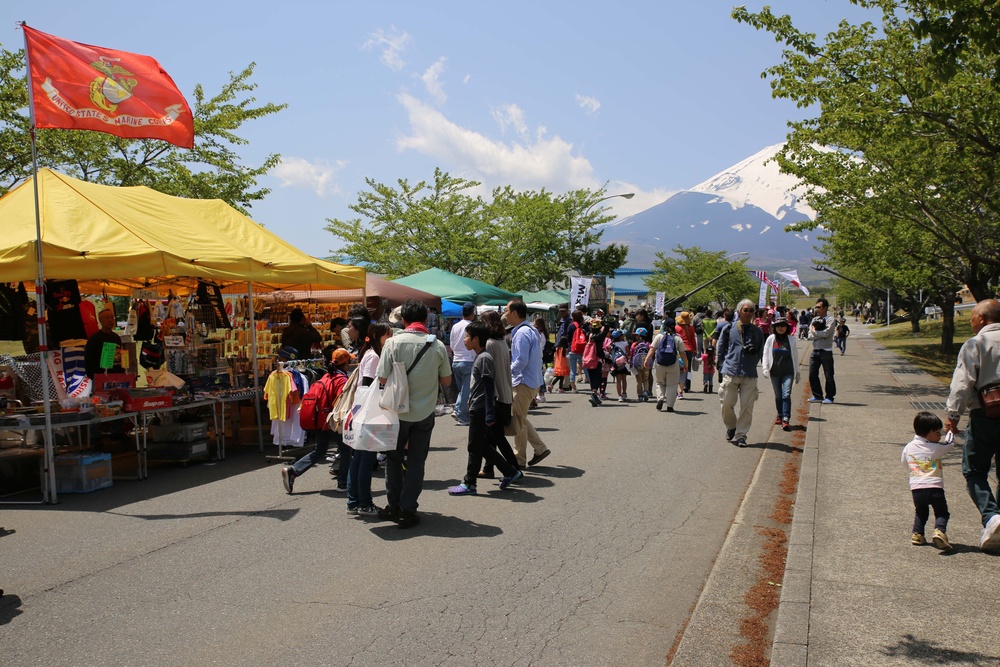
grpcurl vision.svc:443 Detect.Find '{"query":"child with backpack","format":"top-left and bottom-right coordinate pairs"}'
top-left (701, 343), bottom-right (717, 394)
top-left (282, 348), bottom-right (354, 494)
top-left (609, 329), bottom-right (631, 402)
top-left (645, 318), bottom-right (686, 412)
top-left (630, 328), bottom-right (651, 402)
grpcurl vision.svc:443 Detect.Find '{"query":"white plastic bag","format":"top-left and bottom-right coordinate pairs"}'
top-left (343, 385), bottom-right (400, 452)
top-left (379, 361), bottom-right (410, 413)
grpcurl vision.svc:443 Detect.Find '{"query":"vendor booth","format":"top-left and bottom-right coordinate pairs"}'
top-left (0, 169), bottom-right (365, 502)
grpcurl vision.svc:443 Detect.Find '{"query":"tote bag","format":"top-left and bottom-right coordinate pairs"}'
top-left (380, 361), bottom-right (410, 413)
top-left (343, 385), bottom-right (400, 452)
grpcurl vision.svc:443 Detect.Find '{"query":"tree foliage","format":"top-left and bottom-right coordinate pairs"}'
top-left (0, 45), bottom-right (285, 213)
top-left (644, 245), bottom-right (757, 310)
top-left (325, 169), bottom-right (629, 292)
top-left (733, 0), bottom-right (1000, 351)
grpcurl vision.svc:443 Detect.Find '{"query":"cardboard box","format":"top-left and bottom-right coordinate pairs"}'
top-left (52, 452), bottom-right (113, 493)
top-left (150, 421), bottom-right (207, 443)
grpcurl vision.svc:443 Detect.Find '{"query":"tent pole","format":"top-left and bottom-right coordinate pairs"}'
top-left (24, 24), bottom-right (57, 504)
top-left (247, 281), bottom-right (264, 451)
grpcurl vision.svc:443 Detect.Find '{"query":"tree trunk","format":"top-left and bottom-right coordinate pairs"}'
top-left (965, 275), bottom-right (992, 302)
top-left (939, 296), bottom-right (955, 356)
top-left (909, 306), bottom-right (922, 333)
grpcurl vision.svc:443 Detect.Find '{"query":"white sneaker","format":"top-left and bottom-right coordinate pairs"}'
top-left (537, 395), bottom-right (546, 403)
top-left (981, 514), bottom-right (1000, 552)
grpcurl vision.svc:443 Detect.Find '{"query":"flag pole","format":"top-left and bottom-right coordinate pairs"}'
top-left (22, 21), bottom-right (58, 504)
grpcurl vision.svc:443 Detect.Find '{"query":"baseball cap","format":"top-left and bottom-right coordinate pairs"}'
top-left (277, 346), bottom-right (298, 360)
top-left (332, 349), bottom-right (354, 365)
top-left (635, 327), bottom-right (648, 337)
top-left (462, 302), bottom-right (476, 316)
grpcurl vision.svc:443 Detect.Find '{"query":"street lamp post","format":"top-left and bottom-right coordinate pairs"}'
top-left (582, 192), bottom-right (635, 218)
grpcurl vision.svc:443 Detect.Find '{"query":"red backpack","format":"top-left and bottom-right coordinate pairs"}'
top-left (570, 323), bottom-right (587, 354)
top-left (299, 371), bottom-right (345, 431)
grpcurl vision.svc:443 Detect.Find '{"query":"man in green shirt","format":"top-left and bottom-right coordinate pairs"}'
top-left (375, 299), bottom-right (452, 529)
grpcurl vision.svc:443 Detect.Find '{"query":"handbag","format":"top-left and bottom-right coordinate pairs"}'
top-left (978, 382), bottom-right (1000, 419)
top-left (327, 367), bottom-right (359, 433)
top-left (379, 340), bottom-right (433, 413)
top-left (553, 348), bottom-right (569, 376)
top-left (343, 385), bottom-right (400, 452)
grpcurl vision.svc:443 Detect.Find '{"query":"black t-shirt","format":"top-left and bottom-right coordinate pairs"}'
top-left (85, 330), bottom-right (123, 378)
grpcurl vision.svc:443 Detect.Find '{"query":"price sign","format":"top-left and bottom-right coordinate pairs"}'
top-left (100, 342), bottom-right (117, 370)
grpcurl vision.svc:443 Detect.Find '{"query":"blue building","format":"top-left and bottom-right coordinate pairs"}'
top-left (607, 268), bottom-right (655, 311)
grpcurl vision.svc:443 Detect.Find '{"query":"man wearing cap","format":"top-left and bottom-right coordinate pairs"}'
top-left (506, 299), bottom-right (551, 467)
top-left (449, 302), bottom-right (477, 426)
top-left (281, 348), bottom-right (354, 494)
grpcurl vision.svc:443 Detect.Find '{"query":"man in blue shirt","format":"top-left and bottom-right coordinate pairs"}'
top-left (506, 300), bottom-right (551, 468)
top-left (717, 298), bottom-right (765, 448)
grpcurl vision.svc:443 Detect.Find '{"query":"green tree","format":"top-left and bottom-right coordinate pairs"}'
top-left (644, 245), bottom-right (757, 311)
top-left (733, 1), bottom-right (1000, 351)
top-left (0, 46), bottom-right (284, 213)
top-left (325, 169), bottom-right (629, 292)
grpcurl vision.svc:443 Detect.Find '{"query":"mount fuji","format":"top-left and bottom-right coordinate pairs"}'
top-left (603, 144), bottom-right (823, 269)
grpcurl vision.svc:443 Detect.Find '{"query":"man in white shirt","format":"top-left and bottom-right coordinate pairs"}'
top-left (449, 302), bottom-right (477, 426)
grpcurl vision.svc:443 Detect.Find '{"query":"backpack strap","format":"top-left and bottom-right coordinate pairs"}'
top-left (406, 341), bottom-right (434, 375)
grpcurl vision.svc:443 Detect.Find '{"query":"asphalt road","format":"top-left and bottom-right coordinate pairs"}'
top-left (1, 381), bottom-right (775, 666)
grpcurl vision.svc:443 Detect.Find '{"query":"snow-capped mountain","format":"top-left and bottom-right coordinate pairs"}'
top-left (603, 143), bottom-right (822, 267)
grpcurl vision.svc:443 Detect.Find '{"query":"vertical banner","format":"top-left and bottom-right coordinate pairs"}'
top-left (758, 280), bottom-right (769, 308)
top-left (655, 292), bottom-right (665, 316)
top-left (571, 276), bottom-right (592, 310)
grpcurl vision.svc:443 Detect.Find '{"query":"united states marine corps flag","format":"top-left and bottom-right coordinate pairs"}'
top-left (22, 24), bottom-right (194, 148)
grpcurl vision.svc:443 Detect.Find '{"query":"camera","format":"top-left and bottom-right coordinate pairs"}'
top-left (742, 340), bottom-right (759, 355)
top-left (811, 316), bottom-right (827, 331)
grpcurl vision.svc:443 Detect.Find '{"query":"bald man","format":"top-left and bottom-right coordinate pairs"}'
top-left (945, 298), bottom-right (1000, 552)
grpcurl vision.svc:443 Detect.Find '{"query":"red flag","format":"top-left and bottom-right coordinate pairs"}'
top-left (22, 25), bottom-right (194, 148)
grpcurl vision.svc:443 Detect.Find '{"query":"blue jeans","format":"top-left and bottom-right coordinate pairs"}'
top-left (770, 374), bottom-right (794, 422)
top-left (809, 349), bottom-right (836, 400)
top-left (291, 429), bottom-right (333, 476)
top-left (568, 352), bottom-right (583, 383)
top-left (962, 409), bottom-right (1000, 527)
top-left (452, 361), bottom-right (474, 422)
top-left (347, 448), bottom-right (376, 509)
top-left (385, 412), bottom-right (435, 514)
top-left (835, 336), bottom-right (847, 354)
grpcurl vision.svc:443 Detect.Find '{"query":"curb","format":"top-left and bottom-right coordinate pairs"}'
top-left (769, 398), bottom-right (819, 666)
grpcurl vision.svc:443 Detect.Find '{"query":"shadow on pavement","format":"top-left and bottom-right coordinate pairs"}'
top-left (369, 512), bottom-right (502, 540)
top-left (107, 508), bottom-right (300, 522)
top-left (0, 593), bottom-right (23, 626)
top-left (528, 465), bottom-right (584, 479)
top-left (880, 633), bottom-right (1000, 665)
top-left (863, 384), bottom-right (949, 398)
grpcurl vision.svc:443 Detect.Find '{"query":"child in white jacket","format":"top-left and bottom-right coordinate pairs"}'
top-left (901, 411), bottom-right (956, 550)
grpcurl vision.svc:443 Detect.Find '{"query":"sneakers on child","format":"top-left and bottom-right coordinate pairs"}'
top-left (499, 470), bottom-right (523, 490)
top-left (589, 394), bottom-right (601, 407)
top-left (346, 505), bottom-right (359, 515)
top-left (911, 532), bottom-right (927, 545)
top-left (932, 529), bottom-right (953, 551)
top-left (618, 394), bottom-right (626, 403)
top-left (980, 514), bottom-right (1000, 552)
top-left (357, 505), bottom-right (380, 516)
top-left (281, 466), bottom-right (296, 494)
top-left (448, 483), bottom-right (477, 495)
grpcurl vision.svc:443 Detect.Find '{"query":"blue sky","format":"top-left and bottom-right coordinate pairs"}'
top-left (6, 1), bottom-right (874, 258)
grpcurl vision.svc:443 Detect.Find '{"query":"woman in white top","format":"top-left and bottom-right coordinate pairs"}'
top-left (761, 317), bottom-right (800, 431)
top-left (347, 323), bottom-right (393, 515)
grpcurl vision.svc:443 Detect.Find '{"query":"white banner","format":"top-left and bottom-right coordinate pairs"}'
top-left (758, 279), bottom-right (769, 309)
top-left (655, 292), bottom-right (665, 316)
top-left (571, 276), bottom-right (591, 310)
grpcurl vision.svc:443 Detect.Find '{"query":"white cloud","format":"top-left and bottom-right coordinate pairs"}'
top-left (397, 93), bottom-right (597, 192)
top-left (363, 26), bottom-right (410, 71)
top-left (575, 94), bottom-right (601, 115)
top-left (421, 57), bottom-right (447, 106)
top-left (462, 74), bottom-right (471, 84)
top-left (491, 103), bottom-right (528, 138)
top-left (273, 157), bottom-right (346, 197)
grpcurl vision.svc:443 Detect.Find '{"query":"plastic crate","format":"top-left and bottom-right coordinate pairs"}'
top-left (149, 421), bottom-right (208, 442)
top-left (52, 452), bottom-right (113, 493)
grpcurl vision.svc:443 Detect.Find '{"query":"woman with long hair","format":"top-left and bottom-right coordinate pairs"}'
top-left (346, 322), bottom-right (393, 515)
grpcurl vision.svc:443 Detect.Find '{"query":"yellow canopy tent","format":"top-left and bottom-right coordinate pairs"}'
top-left (0, 168), bottom-right (365, 294)
top-left (0, 170), bottom-right (365, 502)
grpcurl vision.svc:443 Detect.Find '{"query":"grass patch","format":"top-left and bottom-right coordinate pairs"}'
top-left (870, 317), bottom-right (972, 384)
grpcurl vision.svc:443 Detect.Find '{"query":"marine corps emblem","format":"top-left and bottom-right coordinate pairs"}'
top-left (88, 57), bottom-right (137, 113)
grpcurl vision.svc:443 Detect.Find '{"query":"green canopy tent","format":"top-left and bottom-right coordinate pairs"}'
top-left (392, 268), bottom-right (520, 306)
top-left (521, 289), bottom-right (569, 307)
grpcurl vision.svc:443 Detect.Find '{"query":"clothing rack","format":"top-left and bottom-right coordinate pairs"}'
top-left (265, 358), bottom-right (325, 461)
